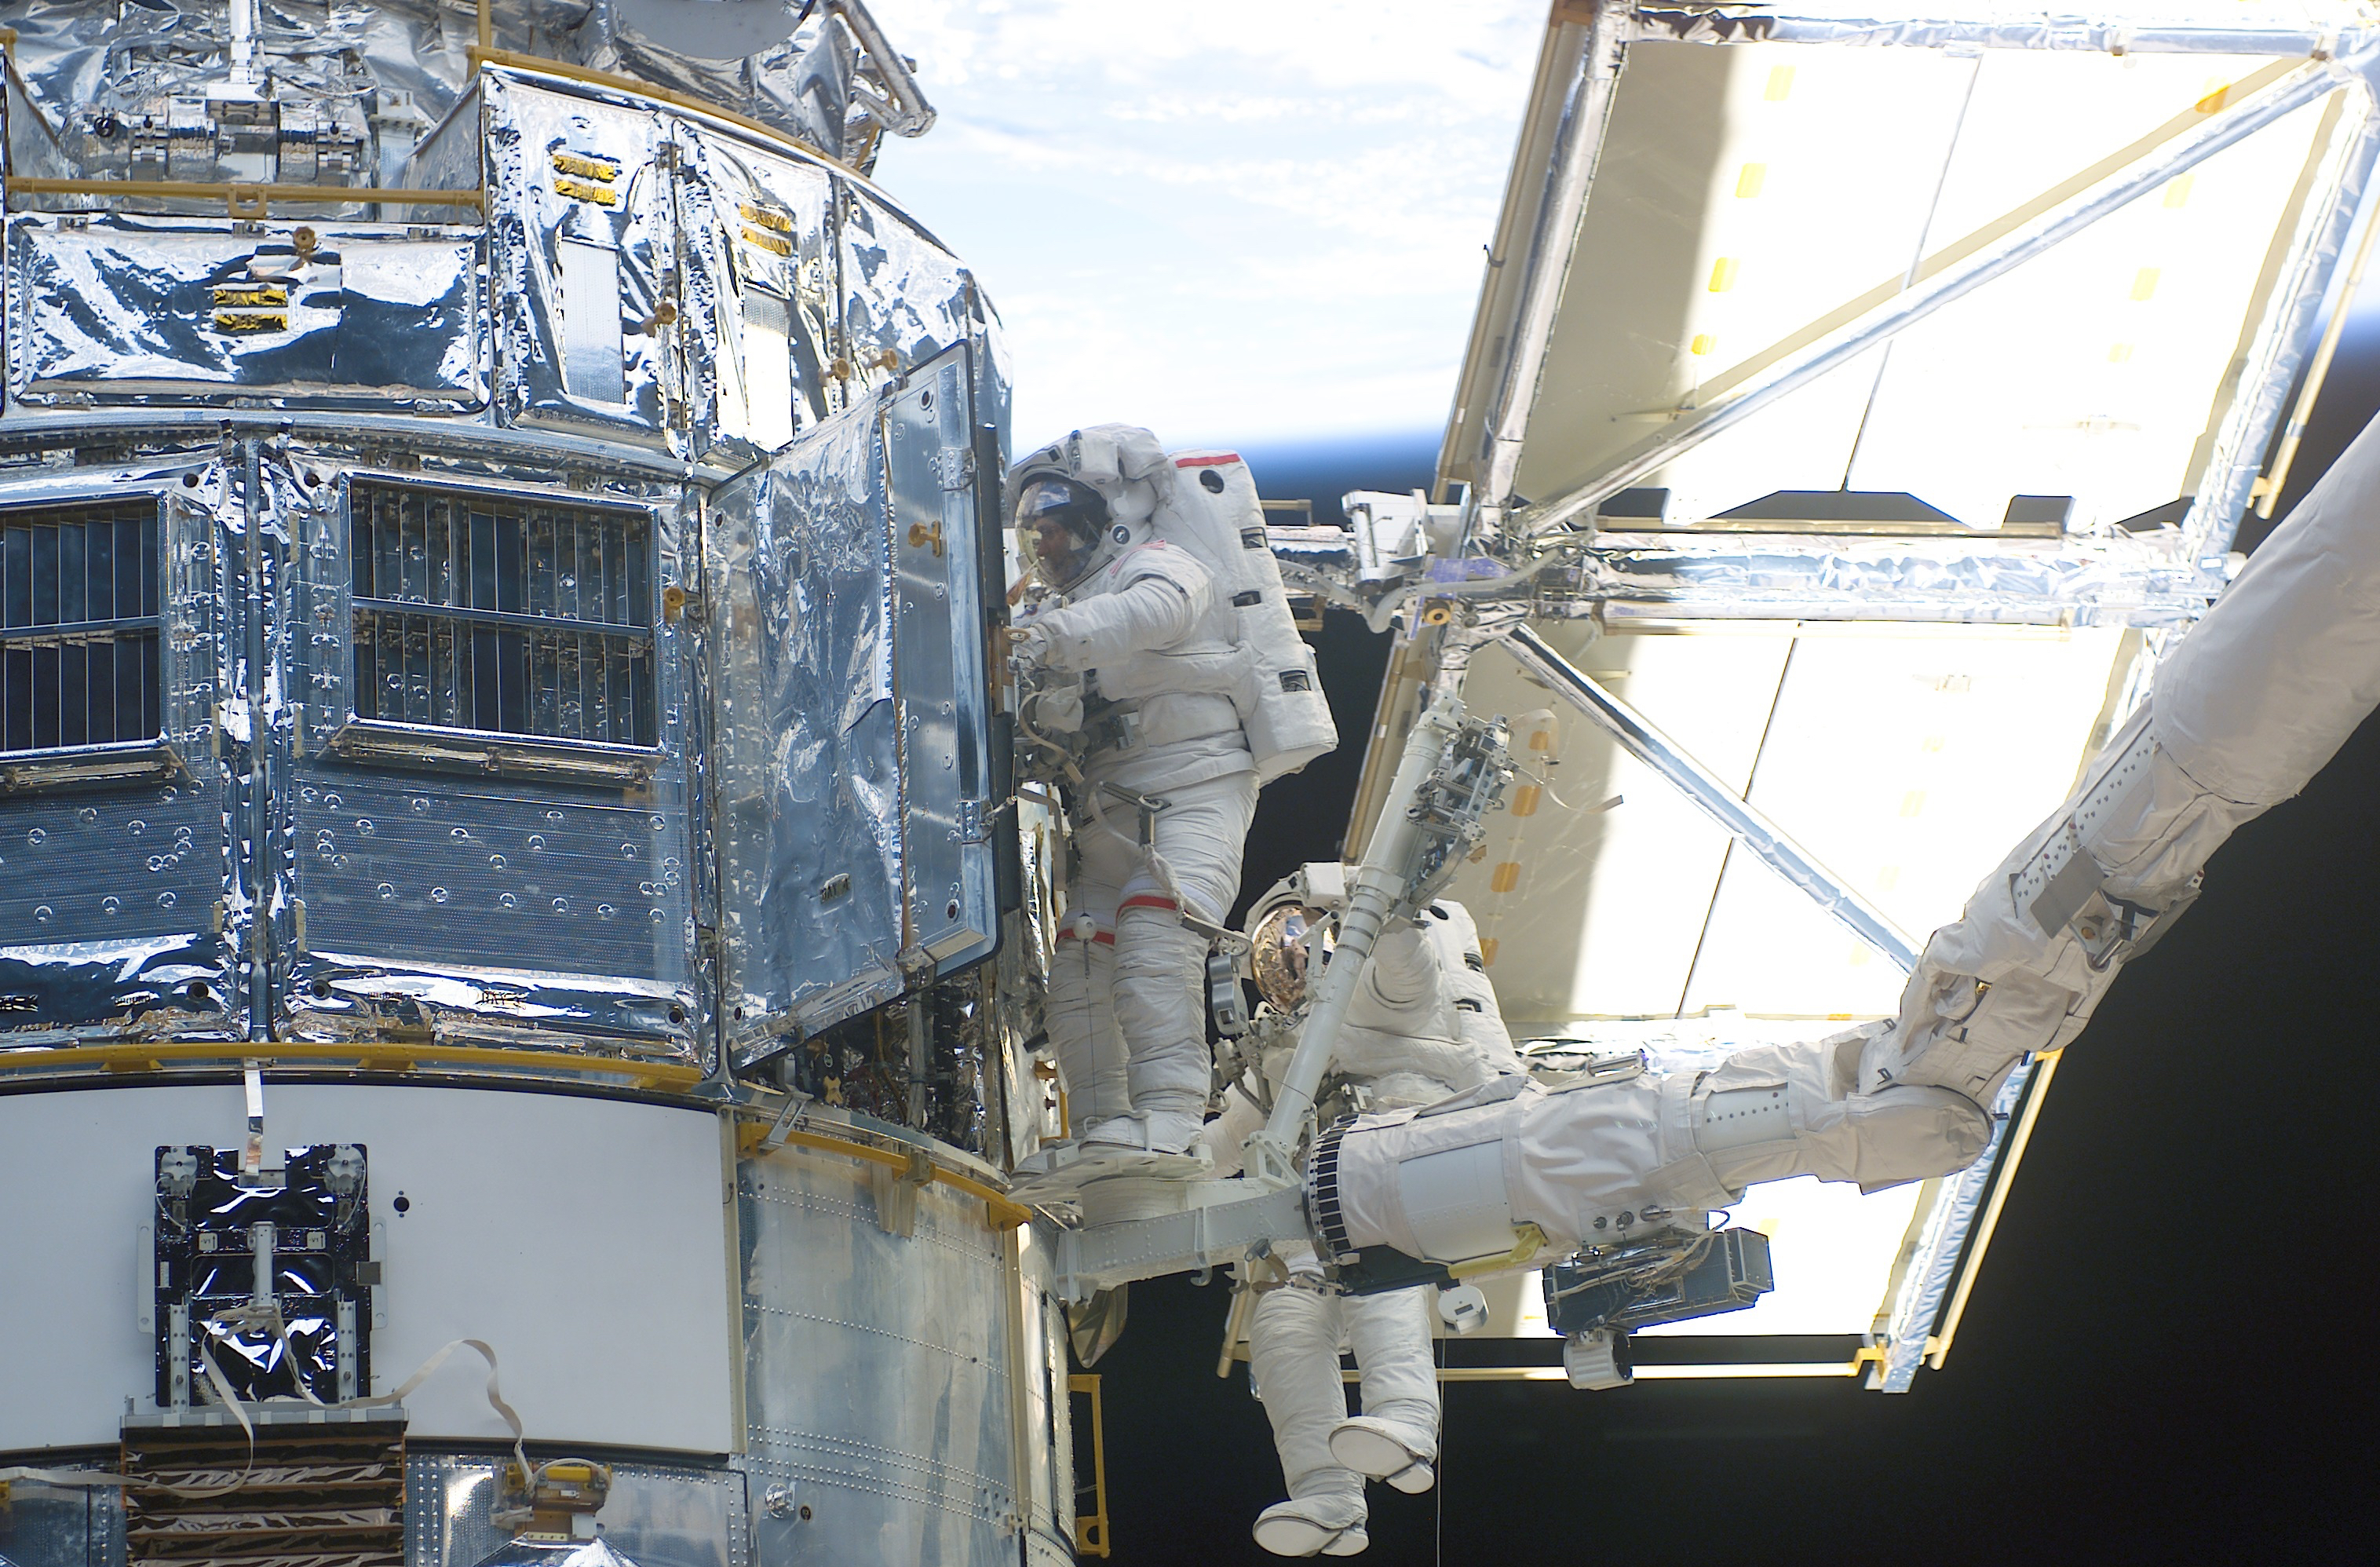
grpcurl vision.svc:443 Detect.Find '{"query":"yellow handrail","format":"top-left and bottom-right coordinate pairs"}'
top-left (5, 179), bottom-right (484, 215)
top-left (735, 1115), bottom-right (1031, 1231)
top-left (1446, 1222), bottom-right (1548, 1280)
top-left (0, 1039), bottom-right (700, 1090)
top-left (467, 46), bottom-right (845, 171)
top-left (1068, 1374), bottom-right (1111, 1558)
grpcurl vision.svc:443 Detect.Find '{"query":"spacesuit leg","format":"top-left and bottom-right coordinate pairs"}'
top-left (1331, 1288), bottom-right (1440, 1495)
top-left (1097, 769), bottom-right (1258, 1150)
top-left (1049, 819), bottom-right (1133, 1138)
top-left (1046, 932), bottom-right (1130, 1131)
top-left (1249, 1284), bottom-right (1368, 1557)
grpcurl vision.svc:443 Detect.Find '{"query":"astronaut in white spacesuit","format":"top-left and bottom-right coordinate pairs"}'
top-left (1210, 889), bottom-right (1523, 1556)
top-left (1009, 429), bottom-right (1261, 1157)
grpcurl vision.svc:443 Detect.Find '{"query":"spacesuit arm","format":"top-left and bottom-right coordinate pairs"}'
top-left (1425, 905), bottom-right (1526, 1079)
top-left (1360, 923), bottom-right (1442, 1009)
top-left (1861, 405), bottom-right (2380, 1105)
top-left (1449, 974), bottom-right (1524, 1080)
top-left (1031, 550), bottom-right (1214, 671)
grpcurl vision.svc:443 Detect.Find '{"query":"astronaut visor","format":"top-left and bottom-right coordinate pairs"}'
top-left (1014, 475), bottom-right (1105, 540)
top-left (1250, 901), bottom-right (1334, 1011)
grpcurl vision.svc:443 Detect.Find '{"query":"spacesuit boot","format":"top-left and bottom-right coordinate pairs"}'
top-left (1252, 1493), bottom-right (1369, 1558)
top-left (1078, 1102), bottom-right (1207, 1153)
top-left (1008, 926), bottom-right (1216, 1193)
top-left (1327, 1289), bottom-right (1440, 1495)
top-left (1250, 1284), bottom-right (1370, 1558)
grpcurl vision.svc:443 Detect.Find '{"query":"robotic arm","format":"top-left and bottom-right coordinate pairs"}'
top-left (1318, 408), bottom-right (2380, 1309)
top-left (1238, 701), bottom-right (1513, 1184)
top-left (1053, 413), bottom-right (2380, 1361)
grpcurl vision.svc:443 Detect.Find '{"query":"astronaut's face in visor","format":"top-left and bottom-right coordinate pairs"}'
top-left (1015, 475), bottom-right (1109, 588)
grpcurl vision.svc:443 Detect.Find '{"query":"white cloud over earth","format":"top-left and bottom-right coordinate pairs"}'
top-left (865, 0), bottom-right (1544, 450)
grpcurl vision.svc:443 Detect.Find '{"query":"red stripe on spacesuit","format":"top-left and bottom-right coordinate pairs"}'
top-left (1173, 453), bottom-right (1242, 468)
top-left (1118, 895), bottom-right (1180, 914)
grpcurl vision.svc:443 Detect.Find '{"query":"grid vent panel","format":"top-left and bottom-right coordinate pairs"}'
top-left (349, 483), bottom-right (655, 747)
top-left (0, 503), bottom-right (163, 752)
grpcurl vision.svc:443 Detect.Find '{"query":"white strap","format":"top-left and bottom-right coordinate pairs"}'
top-left (0, 1337), bottom-right (527, 1496)
top-left (348, 1337), bottom-right (530, 1477)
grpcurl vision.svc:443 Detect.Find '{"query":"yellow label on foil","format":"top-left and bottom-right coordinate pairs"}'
top-left (553, 176), bottom-right (621, 206)
top-left (213, 311), bottom-right (290, 334)
top-left (549, 149), bottom-right (621, 181)
top-left (739, 225), bottom-right (793, 257)
top-left (738, 202), bottom-right (794, 232)
top-left (212, 284), bottom-right (287, 309)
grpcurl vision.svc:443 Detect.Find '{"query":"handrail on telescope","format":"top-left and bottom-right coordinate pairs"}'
top-left (0, 1038), bottom-right (700, 1090)
top-left (3, 180), bottom-right (486, 216)
top-left (1068, 1374), bottom-right (1112, 1558)
top-left (734, 1110), bottom-right (1031, 1231)
top-left (467, 46), bottom-right (844, 170)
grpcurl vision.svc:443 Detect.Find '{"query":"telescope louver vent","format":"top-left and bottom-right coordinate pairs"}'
top-left (348, 483), bottom-right (657, 748)
top-left (0, 503), bottom-right (164, 754)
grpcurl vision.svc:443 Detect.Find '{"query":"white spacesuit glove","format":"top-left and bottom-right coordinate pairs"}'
top-left (1007, 621), bottom-right (1052, 667)
top-left (1009, 623), bottom-right (1081, 732)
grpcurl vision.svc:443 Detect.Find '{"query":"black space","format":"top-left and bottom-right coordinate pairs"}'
top-left (1075, 386), bottom-right (2380, 1561)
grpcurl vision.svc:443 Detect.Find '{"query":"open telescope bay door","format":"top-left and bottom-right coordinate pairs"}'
top-left (710, 340), bottom-right (1000, 1069)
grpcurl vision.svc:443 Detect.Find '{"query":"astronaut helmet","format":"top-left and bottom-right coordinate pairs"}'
top-left (1012, 472), bottom-right (1113, 590)
top-left (1009, 424), bottom-right (1172, 590)
top-left (1242, 862), bottom-right (1349, 1012)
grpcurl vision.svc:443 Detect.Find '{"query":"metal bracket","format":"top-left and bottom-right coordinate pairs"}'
top-left (871, 1146), bottom-right (935, 1238)
top-left (138, 1223), bottom-right (156, 1333)
top-left (1206, 949), bottom-right (1248, 1038)
top-left (166, 1301), bottom-right (191, 1409)
top-left (752, 1089), bottom-right (816, 1156)
top-left (334, 1297), bottom-right (358, 1401)
top-left (239, 1061), bottom-right (279, 1186)
top-left (936, 445), bottom-right (975, 493)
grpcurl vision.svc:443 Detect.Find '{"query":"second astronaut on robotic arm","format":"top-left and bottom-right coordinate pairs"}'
top-left (1211, 881), bottom-right (1522, 1557)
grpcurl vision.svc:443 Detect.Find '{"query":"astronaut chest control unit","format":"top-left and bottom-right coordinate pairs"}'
top-left (0, 6), bottom-right (1083, 1567)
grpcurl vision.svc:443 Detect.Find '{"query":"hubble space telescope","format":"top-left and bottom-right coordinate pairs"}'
top-left (0, 3), bottom-right (1071, 1565)
top-left (6, 5), bottom-right (2380, 1567)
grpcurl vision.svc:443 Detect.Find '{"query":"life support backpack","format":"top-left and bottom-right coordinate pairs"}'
top-left (1157, 450), bottom-right (1338, 786)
